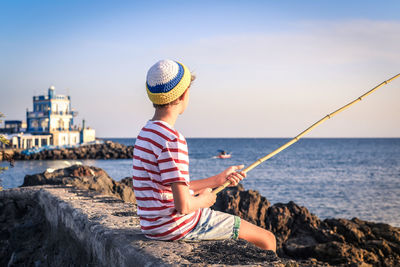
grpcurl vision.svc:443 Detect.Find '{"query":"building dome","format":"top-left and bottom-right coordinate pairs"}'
top-left (49, 85), bottom-right (55, 90)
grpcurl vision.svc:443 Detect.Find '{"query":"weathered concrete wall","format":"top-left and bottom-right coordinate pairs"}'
top-left (1, 186), bottom-right (99, 266)
top-left (1, 186), bottom-right (287, 267)
top-left (1, 186), bottom-right (177, 266)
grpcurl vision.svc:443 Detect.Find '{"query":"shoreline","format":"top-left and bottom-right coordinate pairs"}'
top-left (1, 165), bottom-right (399, 266)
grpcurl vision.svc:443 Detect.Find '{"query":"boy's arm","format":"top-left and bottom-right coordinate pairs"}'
top-left (189, 175), bottom-right (221, 193)
top-left (171, 182), bottom-right (216, 214)
top-left (189, 165), bottom-right (246, 194)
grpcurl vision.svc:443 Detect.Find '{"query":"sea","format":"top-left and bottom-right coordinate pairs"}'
top-left (1, 138), bottom-right (399, 227)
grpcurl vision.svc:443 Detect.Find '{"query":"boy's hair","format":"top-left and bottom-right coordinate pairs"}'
top-left (146, 59), bottom-right (194, 106)
top-left (153, 74), bottom-right (196, 108)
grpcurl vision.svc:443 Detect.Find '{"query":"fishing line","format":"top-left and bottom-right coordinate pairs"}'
top-left (213, 73), bottom-right (400, 194)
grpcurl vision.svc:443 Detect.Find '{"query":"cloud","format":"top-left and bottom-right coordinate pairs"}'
top-left (174, 20), bottom-right (400, 69)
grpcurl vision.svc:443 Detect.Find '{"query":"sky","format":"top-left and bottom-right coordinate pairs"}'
top-left (1, 0), bottom-right (399, 138)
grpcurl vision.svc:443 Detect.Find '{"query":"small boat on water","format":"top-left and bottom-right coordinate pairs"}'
top-left (216, 150), bottom-right (231, 159)
top-left (218, 154), bottom-right (231, 159)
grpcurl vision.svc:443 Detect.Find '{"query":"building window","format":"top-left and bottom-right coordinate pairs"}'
top-left (59, 119), bottom-right (64, 130)
top-left (41, 120), bottom-right (47, 130)
top-left (31, 120), bottom-right (38, 128)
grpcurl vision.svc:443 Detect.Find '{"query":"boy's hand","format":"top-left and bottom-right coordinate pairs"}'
top-left (198, 188), bottom-right (216, 207)
top-left (218, 165), bottom-right (246, 187)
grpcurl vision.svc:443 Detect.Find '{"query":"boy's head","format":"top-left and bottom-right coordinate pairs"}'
top-left (146, 59), bottom-right (195, 108)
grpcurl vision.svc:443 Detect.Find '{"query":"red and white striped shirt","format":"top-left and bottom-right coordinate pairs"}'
top-left (132, 120), bottom-right (201, 240)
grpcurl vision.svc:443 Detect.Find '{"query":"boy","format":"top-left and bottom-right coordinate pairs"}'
top-left (132, 59), bottom-right (276, 251)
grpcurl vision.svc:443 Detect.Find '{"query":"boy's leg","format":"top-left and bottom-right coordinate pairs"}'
top-left (238, 219), bottom-right (276, 252)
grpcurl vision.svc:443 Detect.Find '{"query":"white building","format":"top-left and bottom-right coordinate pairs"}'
top-left (0, 86), bottom-right (96, 149)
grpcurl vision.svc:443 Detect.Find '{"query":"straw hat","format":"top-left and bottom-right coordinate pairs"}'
top-left (146, 59), bottom-right (192, 105)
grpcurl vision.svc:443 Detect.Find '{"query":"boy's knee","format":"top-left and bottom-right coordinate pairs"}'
top-left (267, 230), bottom-right (276, 241)
top-left (261, 230), bottom-right (276, 251)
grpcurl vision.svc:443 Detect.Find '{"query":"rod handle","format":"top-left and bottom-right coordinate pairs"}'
top-left (213, 180), bottom-right (232, 194)
top-left (212, 166), bottom-right (252, 194)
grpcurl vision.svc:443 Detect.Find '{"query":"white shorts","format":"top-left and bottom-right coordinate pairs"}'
top-left (181, 208), bottom-right (241, 241)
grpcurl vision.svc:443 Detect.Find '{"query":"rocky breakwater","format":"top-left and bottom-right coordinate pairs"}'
top-left (10, 141), bottom-right (133, 160)
top-left (212, 185), bottom-right (400, 266)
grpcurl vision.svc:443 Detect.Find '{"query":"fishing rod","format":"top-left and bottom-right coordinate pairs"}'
top-left (213, 73), bottom-right (400, 194)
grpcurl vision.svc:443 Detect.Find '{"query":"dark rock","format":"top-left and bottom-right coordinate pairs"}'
top-left (212, 184), bottom-right (271, 228)
top-left (213, 185), bottom-right (400, 266)
top-left (182, 239), bottom-right (281, 265)
top-left (21, 165), bottom-right (136, 203)
top-left (120, 177), bottom-right (133, 188)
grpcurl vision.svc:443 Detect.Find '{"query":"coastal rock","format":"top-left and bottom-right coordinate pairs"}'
top-left (21, 165), bottom-right (136, 203)
top-left (182, 239), bottom-right (282, 266)
top-left (212, 184), bottom-right (271, 228)
top-left (213, 185), bottom-right (400, 266)
top-left (120, 176), bottom-right (133, 187)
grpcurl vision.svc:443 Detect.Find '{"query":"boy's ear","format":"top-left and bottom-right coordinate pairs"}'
top-left (179, 88), bottom-right (189, 101)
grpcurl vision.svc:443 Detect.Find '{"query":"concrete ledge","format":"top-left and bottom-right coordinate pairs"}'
top-left (1, 186), bottom-right (185, 266)
top-left (1, 186), bottom-right (287, 266)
